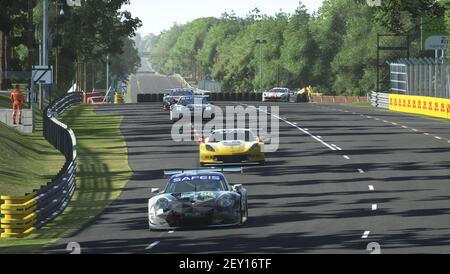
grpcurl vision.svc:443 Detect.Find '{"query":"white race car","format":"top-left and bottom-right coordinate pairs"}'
top-left (262, 88), bottom-right (295, 102)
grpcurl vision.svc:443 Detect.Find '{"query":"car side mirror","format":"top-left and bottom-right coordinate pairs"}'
top-left (151, 188), bottom-right (160, 194)
top-left (232, 184), bottom-right (243, 191)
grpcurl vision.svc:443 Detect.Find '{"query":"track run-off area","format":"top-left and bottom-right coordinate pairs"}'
top-left (44, 101), bottom-right (450, 254)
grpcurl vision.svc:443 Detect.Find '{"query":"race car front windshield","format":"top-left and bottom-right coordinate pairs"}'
top-left (271, 88), bottom-right (289, 93)
top-left (178, 97), bottom-right (208, 106)
top-left (209, 130), bottom-right (257, 142)
top-left (171, 90), bottom-right (194, 96)
top-left (165, 180), bottom-right (226, 193)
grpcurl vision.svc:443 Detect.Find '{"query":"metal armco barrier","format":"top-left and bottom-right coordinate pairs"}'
top-left (0, 92), bottom-right (82, 238)
top-left (370, 91), bottom-right (390, 109)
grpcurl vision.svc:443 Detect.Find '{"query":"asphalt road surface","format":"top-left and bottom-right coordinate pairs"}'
top-left (127, 58), bottom-right (186, 103)
top-left (43, 101), bottom-right (450, 254)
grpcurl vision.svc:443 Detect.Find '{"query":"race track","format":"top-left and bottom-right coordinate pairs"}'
top-left (44, 101), bottom-right (450, 254)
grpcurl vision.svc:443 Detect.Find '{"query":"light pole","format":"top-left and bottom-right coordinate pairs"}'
top-left (256, 39), bottom-right (267, 92)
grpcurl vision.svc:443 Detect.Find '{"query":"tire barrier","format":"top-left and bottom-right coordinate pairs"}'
top-left (0, 92), bottom-right (82, 238)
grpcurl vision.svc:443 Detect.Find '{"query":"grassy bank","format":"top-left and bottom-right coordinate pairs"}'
top-left (0, 105), bottom-right (132, 253)
top-left (0, 93), bottom-right (64, 196)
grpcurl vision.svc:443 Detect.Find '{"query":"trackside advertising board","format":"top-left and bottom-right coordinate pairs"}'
top-left (389, 94), bottom-right (450, 120)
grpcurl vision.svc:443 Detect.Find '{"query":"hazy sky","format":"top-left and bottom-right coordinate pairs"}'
top-left (122, 0), bottom-right (324, 36)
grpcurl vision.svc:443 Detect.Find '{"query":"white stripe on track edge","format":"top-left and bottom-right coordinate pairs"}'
top-left (362, 231), bottom-right (371, 239)
top-left (258, 108), bottom-right (337, 151)
top-left (145, 241), bottom-right (160, 250)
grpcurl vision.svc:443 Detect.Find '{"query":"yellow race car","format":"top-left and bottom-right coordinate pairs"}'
top-left (199, 129), bottom-right (265, 166)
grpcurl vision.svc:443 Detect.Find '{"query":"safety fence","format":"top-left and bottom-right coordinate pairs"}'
top-left (390, 58), bottom-right (449, 99)
top-left (0, 92), bottom-right (82, 238)
top-left (370, 91), bottom-right (390, 109)
top-left (370, 91), bottom-right (450, 120)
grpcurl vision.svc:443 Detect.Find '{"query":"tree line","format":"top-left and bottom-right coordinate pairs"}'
top-left (0, 0), bottom-right (141, 92)
top-left (149, 0), bottom-right (448, 95)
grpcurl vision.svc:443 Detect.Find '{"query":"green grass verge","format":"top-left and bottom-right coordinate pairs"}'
top-left (0, 105), bottom-right (132, 253)
top-left (343, 102), bottom-right (373, 109)
top-left (0, 95), bottom-right (64, 196)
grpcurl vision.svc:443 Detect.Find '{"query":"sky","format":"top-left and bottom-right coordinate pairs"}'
top-left (122, 0), bottom-right (324, 37)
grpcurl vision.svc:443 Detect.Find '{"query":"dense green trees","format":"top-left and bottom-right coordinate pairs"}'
top-left (1, 0), bottom-right (141, 91)
top-left (149, 0), bottom-right (448, 95)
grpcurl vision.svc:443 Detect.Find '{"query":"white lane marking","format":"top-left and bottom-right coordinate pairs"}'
top-left (168, 231), bottom-right (175, 234)
top-left (331, 144), bottom-right (342, 150)
top-left (434, 136), bottom-right (442, 140)
top-left (258, 108), bottom-right (337, 151)
top-left (368, 185), bottom-right (375, 191)
top-left (402, 125), bottom-right (408, 129)
top-left (382, 120), bottom-right (389, 123)
top-left (448, 141), bottom-right (450, 143)
top-left (343, 155), bottom-right (350, 160)
top-left (372, 204), bottom-right (378, 211)
top-left (145, 241), bottom-right (160, 250)
top-left (358, 169), bottom-right (365, 174)
top-left (411, 129), bottom-right (419, 132)
top-left (317, 136), bottom-right (322, 139)
top-left (424, 133), bottom-right (430, 136)
top-left (362, 231), bottom-right (371, 239)
top-left (391, 122), bottom-right (398, 126)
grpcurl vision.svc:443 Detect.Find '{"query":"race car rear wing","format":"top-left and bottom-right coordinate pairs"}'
top-left (164, 167), bottom-right (242, 176)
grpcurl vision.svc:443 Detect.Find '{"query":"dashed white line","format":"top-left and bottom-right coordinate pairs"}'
top-left (372, 204), bottom-right (378, 211)
top-left (362, 231), bottom-right (371, 239)
top-left (331, 144), bottom-right (342, 150)
top-left (411, 129), bottom-right (419, 132)
top-left (368, 185), bottom-right (375, 191)
top-left (358, 169), bottom-right (365, 174)
top-left (401, 126), bottom-right (408, 129)
top-left (168, 231), bottom-right (175, 234)
top-left (258, 108), bottom-right (337, 151)
top-left (343, 155), bottom-right (350, 160)
top-left (434, 136), bottom-right (442, 140)
top-left (145, 241), bottom-right (160, 250)
top-left (391, 122), bottom-right (398, 126)
top-left (424, 133), bottom-right (430, 136)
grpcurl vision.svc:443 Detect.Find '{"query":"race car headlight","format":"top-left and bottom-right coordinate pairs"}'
top-left (217, 194), bottom-right (234, 208)
top-left (250, 143), bottom-right (260, 152)
top-left (205, 144), bottom-right (215, 152)
top-left (155, 198), bottom-right (170, 211)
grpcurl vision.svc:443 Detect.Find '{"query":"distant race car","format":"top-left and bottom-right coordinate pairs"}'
top-left (199, 129), bottom-right (265, 166)
top-left (163, 88), bottom-right (195, 110)
top-left (170, 95), bottom-right (215, 122)
top-left (148, 169), bottom-right (248, 230)
top-left (262, 88), bottom-right (296, 102)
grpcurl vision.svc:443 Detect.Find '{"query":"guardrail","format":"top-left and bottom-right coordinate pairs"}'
top-left (370, 91), bottom-right (390, 109)
top-left (0, 92), bottom-right (82, 238)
